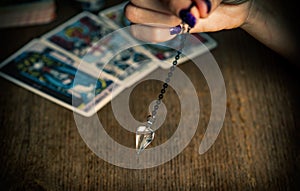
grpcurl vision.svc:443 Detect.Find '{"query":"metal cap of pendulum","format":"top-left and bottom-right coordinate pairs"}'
top-left (136, 115), bottom-right (155, 154)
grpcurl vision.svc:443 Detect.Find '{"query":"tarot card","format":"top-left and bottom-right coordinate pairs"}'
top-left (42, 11), bottom-right (115, 59)
top-left (99, 1), bottom-right (129, 28)
top-left (0, 39), bottom-right (123, 117)
top-left (99, 2), bottom-right (218, 69)
top-left (146, 32), bottom-right (218, 69)
top-left (82, 38), bottom-right (159, 87)
top-left (42, 11), bottom-right (159, 86)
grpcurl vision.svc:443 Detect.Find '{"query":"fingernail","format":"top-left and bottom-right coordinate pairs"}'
top-left (204, 0), bottom-right (211, 14)
top-left (188, 1), bottom-right (197, 10)
top-left (170, 25), bottom-right (182, 35)
top-left (179, 9), bottom-right (196, 28)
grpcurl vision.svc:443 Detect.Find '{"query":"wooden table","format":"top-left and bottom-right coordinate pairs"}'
top-left (1, 0), bottom-right (299, 190)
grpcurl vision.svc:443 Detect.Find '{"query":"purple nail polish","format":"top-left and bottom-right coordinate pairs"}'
top-left (179, 9), bottom-right (196, 28)
top-left (205, 0), bottom-right (211, 14)
top-left (170, 25), bottom-right (182, 35)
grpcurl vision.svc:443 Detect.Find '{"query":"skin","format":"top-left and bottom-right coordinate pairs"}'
top-left (125, 0), bottom-right (299, 64)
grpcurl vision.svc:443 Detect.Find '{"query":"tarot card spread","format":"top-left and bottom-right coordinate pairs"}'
top-left (1, 5), bottom-right (218, 118)
top-left (42, 11), bottom-right (158, 86)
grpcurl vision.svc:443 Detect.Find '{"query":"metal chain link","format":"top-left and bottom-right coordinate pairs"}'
top-left (146, 24), bottom-right (191, 128)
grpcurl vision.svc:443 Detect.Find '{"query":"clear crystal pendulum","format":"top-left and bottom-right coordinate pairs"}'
top-left (136, 115), bottom-right (155, 154)
top-left (135, 24), bottom-right (190, 154)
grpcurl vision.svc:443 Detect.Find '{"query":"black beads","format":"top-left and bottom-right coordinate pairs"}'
top-left (150, 25), bottom-right (189, 120)
top-left (158, 94), bottom-right (163, 100)
top-left (163, 83), bottom-right (168, 88)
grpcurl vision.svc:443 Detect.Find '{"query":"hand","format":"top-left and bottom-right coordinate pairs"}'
top-left (125, 0), bottom-right (252, 41)
top-left (125, 0), bottom-right (299, 64)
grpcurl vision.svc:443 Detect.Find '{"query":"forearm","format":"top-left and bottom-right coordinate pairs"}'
top-left (241, 0), bottom-right (299, 64)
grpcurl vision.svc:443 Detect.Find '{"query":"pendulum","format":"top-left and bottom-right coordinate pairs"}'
top-left (136, 24), bottom-right (191, 154)
top-left (136, 115), bottom-right (155, 154)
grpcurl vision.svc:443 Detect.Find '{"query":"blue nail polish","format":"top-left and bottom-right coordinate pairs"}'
top-left (205, 0), bottom-right (211, 14)
top-left (170, 25), bottom-right (182, 35)
top-left (179, 9), bottom-right (196, 28)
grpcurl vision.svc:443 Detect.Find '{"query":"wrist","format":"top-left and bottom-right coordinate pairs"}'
top-left (240, 0), bottom-right (299, 64)
top-left (240, 0), bottom-right (258, 31)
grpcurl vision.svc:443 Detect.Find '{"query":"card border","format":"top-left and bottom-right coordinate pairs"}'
top-left (98, 2), bottom-right (218, 69)
top-left (0, 39), bottom-right (124, 117)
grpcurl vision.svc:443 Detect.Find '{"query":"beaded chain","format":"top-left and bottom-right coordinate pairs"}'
top-left (135, 24), bottom-right (191, 154)
top-left (146, 25), bottom-right (191, 129)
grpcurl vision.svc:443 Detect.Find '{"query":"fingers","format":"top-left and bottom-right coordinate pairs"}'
top-left (125, 3), bottom-right (181, 27)
top-left (125, 0), bottom-right (251, 42)
top-left (190, 2), bottom-right (251, 33)
top-left (160, 0), bottom-right (223, 19)
top-left (126, 0), bottom-right (224, 28)
top-left (197, 0), bottom-right (223, 17)
top-left (130, 0), bottom-right (172, 14)
top-left (128, 1), bottom-right (250, 42)
top-left (130, 24), bottom-right (177, 42)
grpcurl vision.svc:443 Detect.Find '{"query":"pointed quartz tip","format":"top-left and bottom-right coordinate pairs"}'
top-left (137, 148), bottom-right (144, 155)
top-left (136, 125), bottom-right (155, 154)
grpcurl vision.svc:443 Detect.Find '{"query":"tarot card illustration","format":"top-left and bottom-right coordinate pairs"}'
top-left (0, 39), bottom-right (121, 116)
